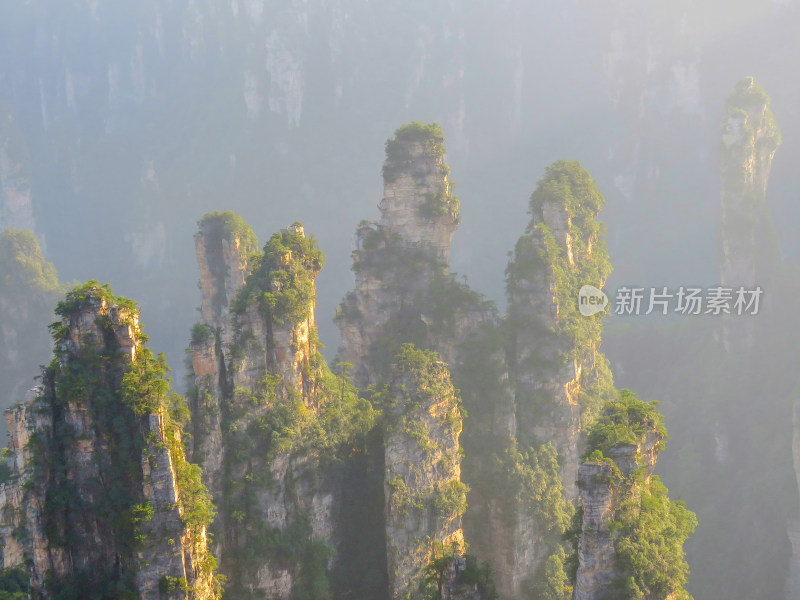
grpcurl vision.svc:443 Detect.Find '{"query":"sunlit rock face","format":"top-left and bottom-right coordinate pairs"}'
top-left (573, 435), bottom-right (661, 600)
top-left (0, 288), bottom-right (216, 600)
top-left (383, 351), bottom-right (466, 600)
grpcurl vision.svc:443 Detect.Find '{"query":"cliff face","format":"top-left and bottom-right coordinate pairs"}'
top-left (0, 283), bottom-right (217, 599)
top-left (506, 160), bottom-right (613, 502)
top-left (719, 77), bottom-right (781, 353)
top-left (336, 122), bottom-right (479, 387)
top-left (188, 214), bottom-right (377, 599)
top-left (574, 442), bottom-right (658, 600)
top-left (573, 391), bottom-right (694, 600)
top-left (382, 346), bottom-right (467, 599)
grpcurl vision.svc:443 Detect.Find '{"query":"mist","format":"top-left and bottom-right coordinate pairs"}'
top-left (1, 1), bottom-right (800, 599)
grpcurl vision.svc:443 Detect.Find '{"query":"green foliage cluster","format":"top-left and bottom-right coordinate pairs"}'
top-left (198, 210), bottom-right (260, 257)
top-left (720, 78), bottom-right (781, 198)
top-left (0, 567), bottom-right (28, 600)
top-left (609, 477), bottom-right (697, 600)
top-left (218, 355), bottom-right (374, 598)
top-left (383, 122), bottom-right (446, 182)
top-left (232, 226), bottom-right (323, 325)
top-left (418, 183), bottom-right (460, 223)
top-left (54, 280), bottom-right (138, 318)
top-left (0, 228), bottom-right (61, 296)
top-left (31, 283), bottom-right (218, 598)
top-left (502, 443), bottom-right (570, 537)
top-left (419, 545), bottom-right (497, 600)
top-left (190, 322), bottom-right (214, 346)
top-left (583, 389), bottom-right (667, 461)
top-left (350, 225), bottom-right (442, 277)
top-left (578, 390), bottom-right (696, 600)
top-left (526, 547), bottom-right (572, 600)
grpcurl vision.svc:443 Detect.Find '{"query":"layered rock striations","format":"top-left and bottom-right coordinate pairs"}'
top-left (573, 390), bottom-right (695, 600)
top-left (0, 282), bottom-right (217, 599)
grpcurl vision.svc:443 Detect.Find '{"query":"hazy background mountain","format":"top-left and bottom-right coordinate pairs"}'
top-left (3, 2), bottom-right (800, 598)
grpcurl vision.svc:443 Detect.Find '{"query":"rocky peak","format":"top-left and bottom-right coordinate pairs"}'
top-left (382, 345), bottom-right (468, 600)
top-left (719, 78), bottom-right (781, 351)
top-left (381, 122), bottom-right (460, 263)
top-left (506, 160), bottom-right (613, 500)
top-left (195, 210), bottom-right (259, 333)
top-left (336, 122), bottom-right (480, 388)
top-left (0, 282), bottom-right (218, 600)
top-left (573, 391), bottom-right (693, 600)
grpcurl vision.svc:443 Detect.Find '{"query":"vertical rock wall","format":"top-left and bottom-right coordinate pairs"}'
top-left (0, 285), bottom-right (216, 599)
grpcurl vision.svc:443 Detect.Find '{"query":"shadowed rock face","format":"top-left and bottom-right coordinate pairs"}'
top-left (0, 287), bottom-right (216, 600)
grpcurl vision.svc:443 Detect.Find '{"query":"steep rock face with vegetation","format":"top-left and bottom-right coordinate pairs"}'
top-left (0, 282), bottom-right (218, 599)
top-left (380, 346), bottom-right (468, 600)
top-left (460, 160), bottom-right (614, 599)
top-left (0, 228), bottom-right (64, 410)
top-left (506, 160), bottom-right (614, 502)
top-left (719, 77), bottom-right (781, 351)
top-left (573, 390), bottom-right (695, 600)
top-left (188, 214), bottom-right (376, 599)
top-left (336, 122), bottom-right (488, 387)
top-left (188, 211), bottom-right (259, 500)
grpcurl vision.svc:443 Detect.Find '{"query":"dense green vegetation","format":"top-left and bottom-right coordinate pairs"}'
top-left (579, 390), bottom-right (696, 600)
top-left (232, 224), bottom-right (323, 325)
top-left (584, 389), bottom-right (667, 461)
top-left (31, 282), bottom-right (219, 598)
top-left (198, 210), bottom-right (260, 258)
top-left (383, 122), bottom-right (445, 183)
top-left (202, 226), bottom-right (378, 599)
top-left (419, 546), bottom-right (497, 600)
top-left (0, 567), bottom-right (28, 600)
